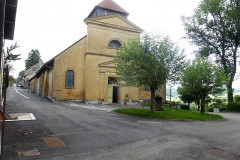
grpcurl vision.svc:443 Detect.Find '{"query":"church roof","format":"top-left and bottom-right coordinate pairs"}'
top-left (96, 0), bottom-right (129, 15)
top-left (87, 0), bottom-right (129, 18)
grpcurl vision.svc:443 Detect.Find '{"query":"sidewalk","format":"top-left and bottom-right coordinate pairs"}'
top-left (68, 101), bottom-right (149, 112)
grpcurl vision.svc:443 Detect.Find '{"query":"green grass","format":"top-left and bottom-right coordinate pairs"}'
top-left (113, 106), bottom-right (224, 121)
top-left (144, 103), bottom-right (151, 107)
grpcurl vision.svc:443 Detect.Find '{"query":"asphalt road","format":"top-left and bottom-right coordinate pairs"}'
top-left (2, 87), bottom-right (240, 160)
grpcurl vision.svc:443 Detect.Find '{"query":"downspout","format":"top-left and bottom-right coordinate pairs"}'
top-left (37, 75), bottom-right (43, 95)
top-left (51, 64), bottom-right (54, 98)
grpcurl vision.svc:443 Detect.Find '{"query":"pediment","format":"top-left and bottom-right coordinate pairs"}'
top-left (85, 14), bottom-right (143, 33)
top-left (96, 16), bottom-right (134, 29)
top-left (98, 60), bottom-right (115, 68)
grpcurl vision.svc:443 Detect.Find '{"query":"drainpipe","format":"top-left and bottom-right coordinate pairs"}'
top-left (37, 75), bottom-right (43, 95)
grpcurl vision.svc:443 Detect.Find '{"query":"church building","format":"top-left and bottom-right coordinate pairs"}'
top-left (29, 0), bottom-right (166, 104)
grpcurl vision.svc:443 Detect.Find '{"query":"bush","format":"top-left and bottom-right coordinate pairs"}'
top-left (208, 107), bottom-right (214, 112)
top-left (190, 105), bottom-right (198, 111)
top-left (180, 104), bottom-right (189, 110)
top-left (234, 95), bottom-right (240, 103)
top-left (212, 98), bottom-right (227, 108)
top-left (227, 102), bottom-right (240, 112)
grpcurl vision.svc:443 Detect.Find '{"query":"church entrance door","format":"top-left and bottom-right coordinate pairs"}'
top-left (112, 86), bottom-right (119, 103)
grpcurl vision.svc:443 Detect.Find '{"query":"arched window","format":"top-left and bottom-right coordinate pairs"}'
top-left (65, 70), bottom-right (74, 88)
top-left (109, 40), bottom-right (121, 49)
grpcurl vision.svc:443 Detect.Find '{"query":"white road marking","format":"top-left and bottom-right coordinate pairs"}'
top-left (14, 87), bottom-right (30, 100)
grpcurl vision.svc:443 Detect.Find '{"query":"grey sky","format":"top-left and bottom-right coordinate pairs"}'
top-left (5, 0), bottom-right (239, 87)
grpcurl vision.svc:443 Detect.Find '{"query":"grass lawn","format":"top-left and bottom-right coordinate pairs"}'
top-left (113, 106), bottom-right (224, 121)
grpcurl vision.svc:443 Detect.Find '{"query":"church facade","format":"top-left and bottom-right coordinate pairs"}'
top-left (29, 0), bottom-right (166, 104)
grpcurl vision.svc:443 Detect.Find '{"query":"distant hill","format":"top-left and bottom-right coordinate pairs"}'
top-left (166, 87), bottom-right (179, 101)
top-left (166, 87), bottom-right (240, 101)
top-left (234, 88), bottom-right (240, 95)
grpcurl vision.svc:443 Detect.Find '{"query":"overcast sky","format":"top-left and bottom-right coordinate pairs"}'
top-left (5, 0), bottom-right (239, 87)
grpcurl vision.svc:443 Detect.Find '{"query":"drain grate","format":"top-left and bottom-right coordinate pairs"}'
top-left (18, 149), bottom-right (40, 157)
top-left (44, 136), bottom-right (66, 148)
top-left (205, 148), bottom-right (228, 157)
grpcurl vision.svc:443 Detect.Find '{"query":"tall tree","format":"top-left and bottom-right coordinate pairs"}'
top-left (18, 70), bottom-right (25, 80)
top-left (3, 42), bottom-right (21, 67)
top-left (179, 57), bottom-right (226, 113)
top-left (182, 0), bottom-right (240, 102)
top-left (25, 49), bottom-right (41, 70)
top-left (115, 33), bottom-right (186, 112)
top-left (8, 75), bottom-right (15, 86)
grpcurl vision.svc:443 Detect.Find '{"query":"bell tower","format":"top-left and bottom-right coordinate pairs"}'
top-left (87, 0), bottom-right (129, 18)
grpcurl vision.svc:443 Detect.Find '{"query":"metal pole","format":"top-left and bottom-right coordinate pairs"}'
top-left (170, 87), bottom-right (172, 102)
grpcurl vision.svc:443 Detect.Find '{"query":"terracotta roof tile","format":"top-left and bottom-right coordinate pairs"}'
top-left (96, 0), bottom-right (129, 14)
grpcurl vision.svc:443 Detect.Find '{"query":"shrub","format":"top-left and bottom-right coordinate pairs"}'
top-left (208, 107), bottom-right (214, 112)
top-left (234, 95), bottom-right (240, 103)
top-left (180, 104), bottom-right (189, 110)
top-left (227, 102), bottom-right (240, 112)
top-left (212, 98), bottom-right (227, 108)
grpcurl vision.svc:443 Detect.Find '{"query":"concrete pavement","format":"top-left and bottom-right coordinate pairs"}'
top-left (2, 87), bottom-right (240, 160)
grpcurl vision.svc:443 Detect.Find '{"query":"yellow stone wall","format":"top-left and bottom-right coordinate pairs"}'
top-left (139, 86), bottom-right (166, 102)
top-left (40, 68), bottom-right (54, 98)
top-left (87, 24), bottom-right (139, 55)
top-left (48, 68), bottom-right (53, 97)
top-left (52, 37), bottom-right (87, 100)
top-left (30, 78), bottom-right (37, 93)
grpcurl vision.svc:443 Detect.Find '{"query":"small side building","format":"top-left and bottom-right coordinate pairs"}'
top-left (29, 0), bottom-right (166, 104)
top-left (22, 60), bottom-right (44, 89)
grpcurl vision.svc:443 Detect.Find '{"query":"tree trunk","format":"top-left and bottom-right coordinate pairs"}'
top-left (150, 88), bottom-right (156, 113)
top-left (200, 95), bottom-right (206, 113)
top-left (227, 83), bottom-right (234, 102)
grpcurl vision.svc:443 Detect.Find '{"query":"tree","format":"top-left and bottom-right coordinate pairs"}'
top-left (19, 70), bottom-right (25, 80)
top-left (177, 87), bottom-right (200, 109)
top-left (182, 0), bottom-right (240, 102)
top-left (234, 95), bottom-right (240, 102)
top-left (3, 42), bottom-right (21, 67)
top-left (8, 75), bottom-right (15, 87)
top-left (115, 33), bottom-right (186, 112)
top-left (25, 49), bottom-right (41, 70)
top-left (179, 57), bottom-right (226, 113)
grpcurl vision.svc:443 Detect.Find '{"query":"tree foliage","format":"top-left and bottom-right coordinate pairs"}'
top-left (179, 57), bottom-right (226, 113)
top-left (115, 33), bottom-right (186, 112)
top-left (182, 0), bottom-right (240, 102)
top-left (18, 70), bottom-right (25, 80)
top-left (3, 42), bottom-right (21, 66)
top-left (25, 49), bottom-right (41, 70)
top-left (177, 87), bottom-right (200, 108)
top-left (8, 75), bottom-right (15, 86)
top-left (234, 95), bottom-right (240, 102)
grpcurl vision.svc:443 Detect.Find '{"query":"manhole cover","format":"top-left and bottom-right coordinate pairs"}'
top-left (18, 149), bottom-right (40, 157)
top-left (44, 136), bottom-right (66, 148)
top-left (205, 148), bottom-right (228, 157)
